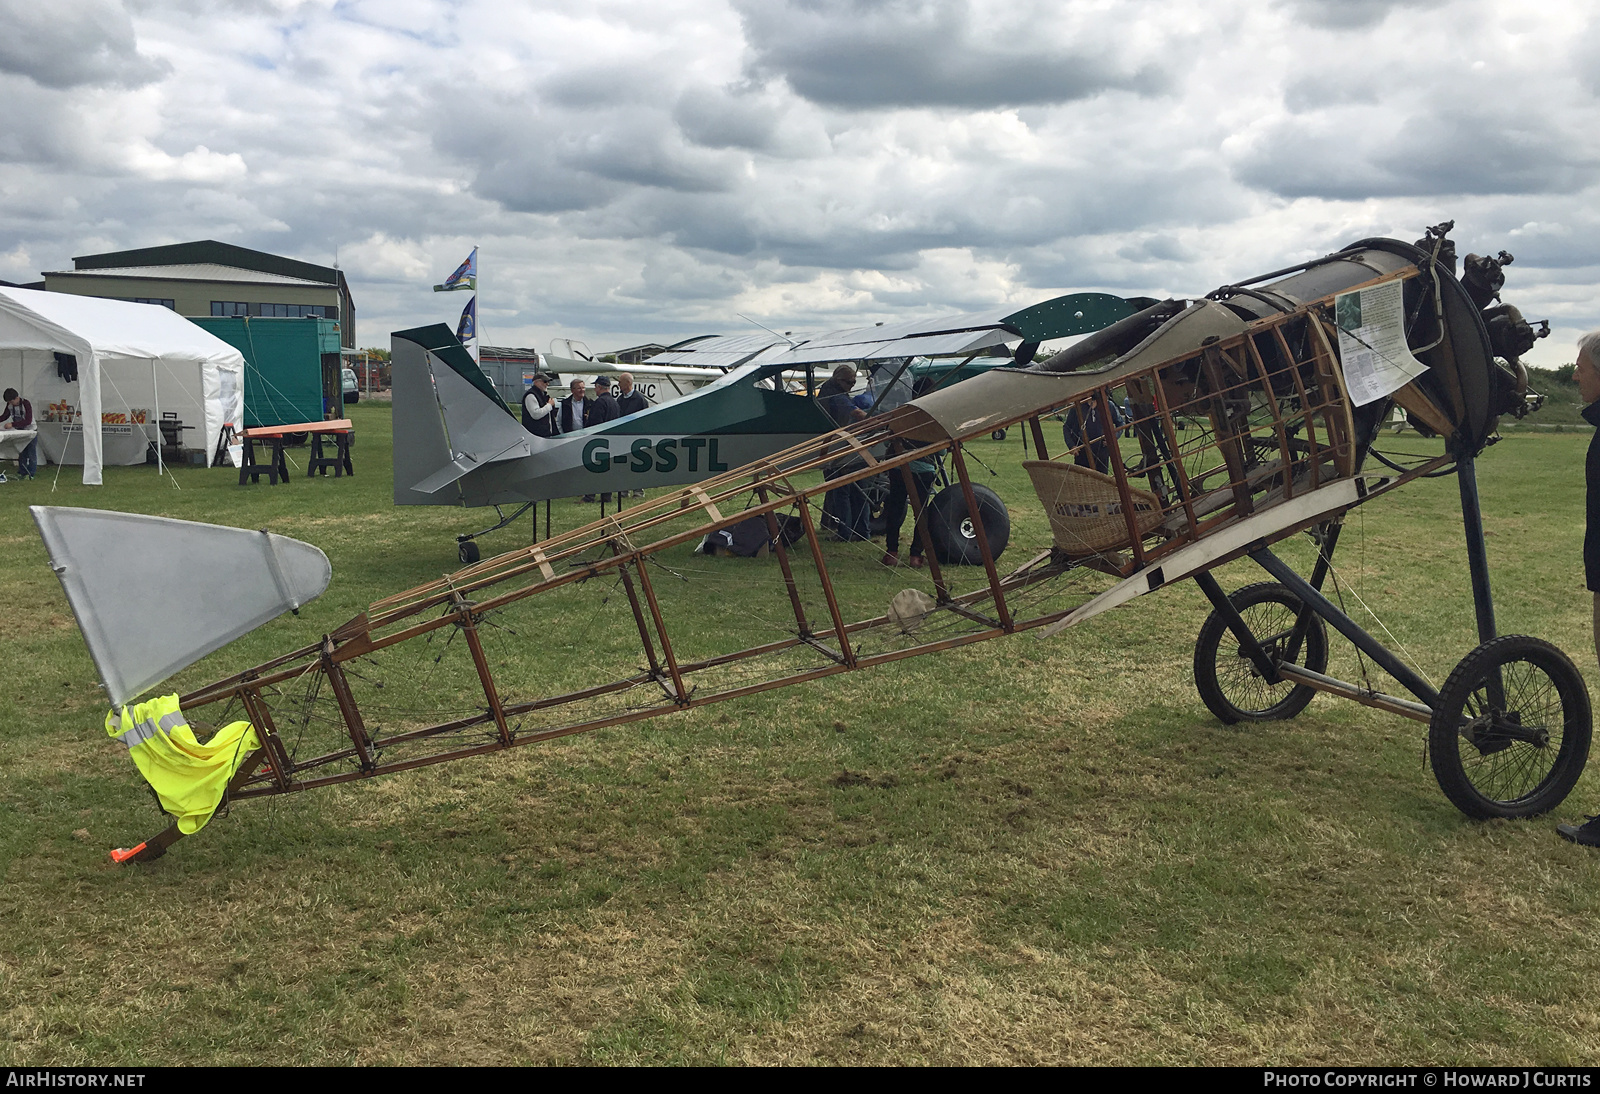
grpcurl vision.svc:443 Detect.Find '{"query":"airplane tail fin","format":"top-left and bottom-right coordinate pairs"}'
top-left (391, 325), bottom-right (532, 505)
top-left (33, 506), bottom-right (330, 708)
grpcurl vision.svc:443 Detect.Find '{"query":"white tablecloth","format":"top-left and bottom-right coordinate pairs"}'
top-left (0, 428), bottom-right (37, 460)
top-left (37, 422), bottom-right (154, 467)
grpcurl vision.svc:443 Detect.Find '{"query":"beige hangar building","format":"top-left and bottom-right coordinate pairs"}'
top-left (42, 240), bottom-right (356, 349)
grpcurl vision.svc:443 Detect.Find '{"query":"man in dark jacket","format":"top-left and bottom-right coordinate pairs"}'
top-left (557, 379), bottom-right (601, 500)
top-left (614, 372), bottom-right (650, 418)
top-left (816, 365), bottom-right (870, 541)
top-left (585, 376), bottom-right (621, 504)
top-left (1560, 333), bottom-right (1600, 846)
top-left (521, 373), bottom-right (558, 438)
top-left (817, 365), bottom-right (864, 428)
top-left (558, 378), bottom-right (589, 434)
top-left (587, 375), bottom-right (621, 428)
top-left (614, 374), bottom-right (650, 495)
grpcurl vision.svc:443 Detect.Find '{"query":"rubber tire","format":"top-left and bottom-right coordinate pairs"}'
top-left (1427, 635), bottom-right (1591, 820)
top-left (284, 432), bottom-right (309, 447)
top-left (923, 484), bottom-right (1009, 566)
top-left (458, 540), bottom-right (481, 565)
top-left (991, 428), bottom-right (1008, 442)
top-left (862, 472), bottom-right (890, 537)
top-left (1193, 582), bottom-right (1329, 725)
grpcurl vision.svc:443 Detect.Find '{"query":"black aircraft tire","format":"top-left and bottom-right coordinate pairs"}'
top-left (863, 472), bottom-right (890, 537)
top-left (458, 540), bottom-right (481, 565)
top-left (1427, 635), bottom-right (1591, 820)
top-left (1193, 582), bottom-right (1328, 725)
top-left (923, 484), bottom-right (1009, 566)
top-left (991, 428), bottom-right (1008, 442)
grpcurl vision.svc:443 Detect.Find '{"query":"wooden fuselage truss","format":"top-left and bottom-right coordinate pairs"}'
top-left (168, 271), bottom-right (1451, 826)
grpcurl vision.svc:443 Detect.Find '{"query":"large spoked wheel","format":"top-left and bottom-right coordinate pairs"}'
top-left (1427, 635), bottom-right (1591, 819)
top-left (1194, 582), bottom-right (1329, 725)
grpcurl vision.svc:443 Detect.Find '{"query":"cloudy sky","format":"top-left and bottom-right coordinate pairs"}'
top-left (1, 0), bottom-right (1595, 366)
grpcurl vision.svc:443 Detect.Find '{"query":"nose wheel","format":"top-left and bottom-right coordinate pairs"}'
top-left (1427, 635), bottom-right (1591, 819)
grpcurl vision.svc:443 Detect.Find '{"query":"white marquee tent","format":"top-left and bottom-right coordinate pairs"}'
top-left (0, 289), bottom-right (245, 484)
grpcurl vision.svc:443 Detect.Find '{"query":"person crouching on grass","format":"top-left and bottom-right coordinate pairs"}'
top-left (0, 388), bottom-right (35, 481)
top-left (1558, 331), bottom-right (1600, 846)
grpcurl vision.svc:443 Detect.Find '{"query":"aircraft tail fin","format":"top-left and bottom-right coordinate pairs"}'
top-left (391, 327), bottom-right (459, 505)
top-left (391, 325), bottom-right (531, 505)
top-left (33, 506), bottom-right (330, 708)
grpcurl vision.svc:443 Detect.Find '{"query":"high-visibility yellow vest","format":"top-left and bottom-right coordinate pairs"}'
top-left (105, 694), bottom-right (260, 835)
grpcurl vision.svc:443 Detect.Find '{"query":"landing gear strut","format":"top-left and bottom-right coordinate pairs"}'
top-left (456, 502), bottom-right (536, 564)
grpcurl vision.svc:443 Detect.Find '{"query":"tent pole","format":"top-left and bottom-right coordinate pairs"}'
top-left (152, 358), bottom-right (164, 478)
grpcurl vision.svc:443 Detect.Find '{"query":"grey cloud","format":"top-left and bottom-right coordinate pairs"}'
top-left (539, 66), bottom-right (656, 110)
top-left (1452, 194), bottom-right (1600, 270)
top-left (435, 87), bottom-right (742, 215)
top-left (631, 251), bottom-right (750, 303)
top-left (576, 146), bottom-right (1242, 280)
top-left (1116, 234), bottom-right (1193, 264)
top-left (0, 77), bottom-right (96, 166)
top-left (126, 0), bottom-right (291, 13)
top-left (478, 125), bottom-right (735, 210)
top-left (567, 191), bottom-right (762, 257)
top-left (565, 122), bottom-right (736, 194)
top-left (1283, 71), bottom-right (1383, 114)
top-left (431, 104), bottom-right (621, 214)
top-left (474, 154), bottom-right (624, 215)
top-left (1577, 17), bottom-right (1600, 97)
top-left (1376, 111), bottom-right (1599, 196)
top-left (1282, 0), bottom-right (1449, 30)
top-left (734, 0), bottom-right (1168, 109)
top-left (0, 0), bottom-right (169, 89)
top-left (12, 0), bottom-right (1599, 367)
top-left (674, 85), bottom-right (783, 151)
top-left (1233, 107), bottom-right (1599, 199)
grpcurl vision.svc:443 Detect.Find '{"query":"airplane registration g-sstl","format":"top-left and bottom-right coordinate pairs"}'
top-left (32, 224), bottom-right (1584, 867)
top-left (392, 293), bottom-right (1143, 560)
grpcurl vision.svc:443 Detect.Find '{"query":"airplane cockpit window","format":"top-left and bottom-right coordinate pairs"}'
top-left (866, 356), bottom-right (917, 415)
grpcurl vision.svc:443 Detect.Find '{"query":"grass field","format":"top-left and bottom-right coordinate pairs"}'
top-left (3, 404), bottom-right (1600, 1065)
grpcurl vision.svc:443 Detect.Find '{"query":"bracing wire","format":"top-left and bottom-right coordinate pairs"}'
top-left (1324, 508), bottom-right (1437, 693)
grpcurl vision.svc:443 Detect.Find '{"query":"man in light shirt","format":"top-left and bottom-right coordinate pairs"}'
top-left (521, 372), bottom-right (558, 438)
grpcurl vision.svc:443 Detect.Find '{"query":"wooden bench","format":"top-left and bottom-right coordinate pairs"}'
top-left (239, 419), bottom-right (353, 485)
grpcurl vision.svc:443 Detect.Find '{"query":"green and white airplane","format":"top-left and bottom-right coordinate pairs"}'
top-left (392, 292), bottom-right (1146, 557)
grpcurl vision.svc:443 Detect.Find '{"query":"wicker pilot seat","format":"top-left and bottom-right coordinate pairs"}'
top-left (1023, 460), bottom-right (1165, 558)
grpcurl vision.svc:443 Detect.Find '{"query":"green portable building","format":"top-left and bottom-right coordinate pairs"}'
top-left (190, 316), bottom-right (342, 427)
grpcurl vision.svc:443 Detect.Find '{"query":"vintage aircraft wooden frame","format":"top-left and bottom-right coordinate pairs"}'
top-left (46, 230), bottom-right (1589, 864)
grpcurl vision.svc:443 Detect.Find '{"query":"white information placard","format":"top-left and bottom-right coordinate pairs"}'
top-left (1334, 279), bottom-right (1428, 407)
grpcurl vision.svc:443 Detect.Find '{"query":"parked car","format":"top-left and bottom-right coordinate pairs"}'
top-left (342, 367), bottom-right (359, 404)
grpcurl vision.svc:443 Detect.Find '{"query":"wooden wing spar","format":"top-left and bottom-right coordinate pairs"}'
top-left (46, 227), bottom-right (1586, 864)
